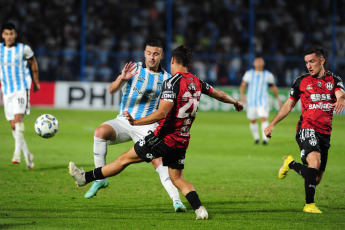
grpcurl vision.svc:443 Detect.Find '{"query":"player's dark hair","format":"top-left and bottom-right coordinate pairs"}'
top-left (144, 39), bottom-right (163, 50)
top-left (1, 22), bottom-right (16, 33)
top-left (303, 45), bottom-right (326, 59)
top-left (171, 45), bottom-right (193, 69)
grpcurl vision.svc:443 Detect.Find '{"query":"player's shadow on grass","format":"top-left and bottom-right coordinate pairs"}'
top-left (37, 164), bottom-right (95, 171)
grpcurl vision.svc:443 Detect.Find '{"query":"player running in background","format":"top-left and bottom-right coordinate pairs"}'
top-left (0, 22), bottom-right (40, 169)
top-left (240, 56), bottom-right (281, 145)
top-left (265, 45), bottom-right (345, 213)
top-left (85, 39), bottom-right (186, 212)
top-left (69, 45), bottom-right (243, 220)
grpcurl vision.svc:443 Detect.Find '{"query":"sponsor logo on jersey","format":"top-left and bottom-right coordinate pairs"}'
top-left (133, 87), bottom-right (160, 99)
top-left (309, 102), bottom-right (333, 111)
top-left (310, 93), bottom-right (331, 102)
top-left (161, 91), bottom-right (176, 99)
top-left (326, 82), bottom-right (333, 90)
top-left (307, 84), bottom-right (313, 90)
top-left (138, 76), bottom-right (146, 82)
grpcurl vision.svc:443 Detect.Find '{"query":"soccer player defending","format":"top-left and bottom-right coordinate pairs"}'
top-left (265, 45), bottom-right (345, 213)
top-left (85, 39), bottom-right (186, 212)
top-left (0, 22), bottom-right (40, 169)
top-left (240, 56), bottom-right (281, 145)
top-left (69, 45), bottom-right (243, 219)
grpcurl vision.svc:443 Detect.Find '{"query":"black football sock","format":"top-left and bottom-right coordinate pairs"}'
top-left (288, 161), bottom-right (309, 179)
top-left (85, 167), bottom-right (106, 183)
top-left (304, 168), bottom-right (318, 204)
top-left (185, 191), bottom-right (202, 210)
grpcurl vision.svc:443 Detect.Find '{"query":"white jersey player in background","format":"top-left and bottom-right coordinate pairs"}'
top-left (0, 22), bottom-right (40, 169)
top-left (85, 39), bottom-right (186, 212)
top-left (240, 56), bottom-right (281, 145)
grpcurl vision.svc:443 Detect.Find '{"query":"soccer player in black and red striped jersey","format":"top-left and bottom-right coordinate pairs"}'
top-left (265, 45), bottom-right (345, 214)
top-left (69, 45), bottom-right (243, 220)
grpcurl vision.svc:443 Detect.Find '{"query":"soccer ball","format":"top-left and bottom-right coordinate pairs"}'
top-left (34, 114), bottom-right (59, 138)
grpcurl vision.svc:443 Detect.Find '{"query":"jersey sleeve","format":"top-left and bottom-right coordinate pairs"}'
top-left (334, 75), bottom-right (345, 92)
top-left (267, 71), bottom-right (275, 86)
top-left (160, 78), bottom-right (179, 102)
top-left (289, 77), bottom-right (301, 100)
top-left (199, 78), bottom-right (213, 95)
top-left (23, 45), bottom-right (34, 60)
top-left (242, 71), bottom-right (250, 83)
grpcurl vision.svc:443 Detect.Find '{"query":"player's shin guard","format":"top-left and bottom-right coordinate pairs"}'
top-left (156, 165), bottom-right (182, 203)
top-left (304, 168), bottom-right (318, 204)
top-left (261, 121), bottom-right (269, 141)
top-left (186, 191), bottom-right (202, 210)
top-left (249, 123), bottom-right (260, 141)
top-left (93, 137), bottom-right (107, 168)
top-left (289, 161), bottom-right (309, 178)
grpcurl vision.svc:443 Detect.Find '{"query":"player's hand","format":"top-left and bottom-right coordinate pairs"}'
top-left (234, 100), bottom-right (244, 112)
top-left (264, 125), bottom-right (274, 138)
top-left (33, 83), bottom-right (40, 92)
top-left (333, 97), bottom-right (345, 114)
top-left (120, 62), bottom-right (138, 81)
top-left (123, 111), bottom-right (136, 125)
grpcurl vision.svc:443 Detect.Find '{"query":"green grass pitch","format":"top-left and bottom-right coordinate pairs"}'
top-left (0, 108), bottom-right (344, 229)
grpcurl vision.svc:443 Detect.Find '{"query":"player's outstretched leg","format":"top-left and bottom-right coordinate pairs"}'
top-left (278, 154), bottom-right (294, 179)
top-left (84, 179), bottom-right (109, 198)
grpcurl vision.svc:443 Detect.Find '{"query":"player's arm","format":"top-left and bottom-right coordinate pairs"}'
top-left (264, 98), bottom-right (297, 138)
top-left (109, 62), bottom-right (138, 94)
top-left (239, 81), bottom-right (247, 103)
top-left (27, 56), bottom-right (40, 92)
top-left (124, 100), bottom-right (174, 126)
top-left (210, 88), bottom-right (243, 111)
top-left (334, 89), bottom-right (345, 114)
top-left (270, 85), bottom-right (282, 107)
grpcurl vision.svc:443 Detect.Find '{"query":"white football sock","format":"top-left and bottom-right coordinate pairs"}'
top-left (249, 123), bottom-right (260, 141)
top-left (14, 122), bottom-right (28, 163)
top-left (93, 136), bottom-right (107, 168)
top-left (261, 121), bottom-right (269, 142)
top-left (156, 165), bottom-right (181, 203)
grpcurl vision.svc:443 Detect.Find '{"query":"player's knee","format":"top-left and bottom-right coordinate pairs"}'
top-left (94, 125), bottom-right (115, 140)
top-left (151, 158), bottom-right (162, 169)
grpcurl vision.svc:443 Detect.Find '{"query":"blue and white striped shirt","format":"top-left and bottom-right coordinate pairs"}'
top-left (242, 69), bottom-right (275, 107)
top-left (117, 62), bottom-right (171, 120)
top-left (0, 42), bottom-right (33, 96)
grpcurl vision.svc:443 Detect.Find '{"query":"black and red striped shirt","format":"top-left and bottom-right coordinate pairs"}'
top-left (290, 70), bottom-right (344, 135)
top-left (154, 72), bottom-right (213, 149)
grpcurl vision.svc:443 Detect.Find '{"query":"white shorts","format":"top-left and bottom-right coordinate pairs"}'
top-left (3, 90), bottom-right (30, 121)
top-left (246, 106), bottom-right (269, 120)
top-left (104, 117), bottom-right (158, 145)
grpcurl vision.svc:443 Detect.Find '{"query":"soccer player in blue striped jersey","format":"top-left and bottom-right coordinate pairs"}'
top-left (85, 39), bottom-right (186, 212)
top-left (0, 22), bottom-right (40, 169)
top-left (240, 56), bottom-right (281, 145)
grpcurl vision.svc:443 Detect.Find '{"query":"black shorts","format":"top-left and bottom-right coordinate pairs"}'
top-left (295, 128), bottom-right (330, 171)
top-left (134, 132), bottom-right (186, 169)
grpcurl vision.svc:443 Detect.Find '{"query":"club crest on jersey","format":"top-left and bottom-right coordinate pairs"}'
top-left (317, 82), bottom-right (322, 88)
top-left (309, 138), bottom-right (317, 146)
top-left (326, 82), bottom-right (333, 90)
top-left (188, 83), bottom-right (196, 91)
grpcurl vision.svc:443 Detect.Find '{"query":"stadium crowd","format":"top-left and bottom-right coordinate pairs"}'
top-left (1, 0), bottom-right (344, 85)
